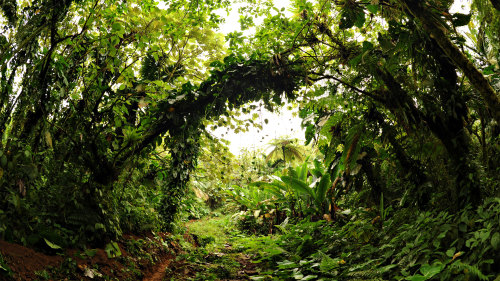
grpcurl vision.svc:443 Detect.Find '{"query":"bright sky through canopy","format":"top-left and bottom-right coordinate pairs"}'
top-left (209, 0), bottom-right (472, 155)
top-left (211, 0), bottom-right (305, 155)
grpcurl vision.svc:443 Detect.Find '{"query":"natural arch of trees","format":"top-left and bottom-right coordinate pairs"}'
top-left (0, 0), bottom-right (498, 244)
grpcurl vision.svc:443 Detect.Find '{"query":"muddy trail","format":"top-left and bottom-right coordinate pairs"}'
top-left (0, 216), bottom-right (263, 281)
top-left (146, 218), bottom-right (261, 281)
top-left (0, 231), bottom-right (175, 281)
top-left (142, 255), bottom-right (173, 281)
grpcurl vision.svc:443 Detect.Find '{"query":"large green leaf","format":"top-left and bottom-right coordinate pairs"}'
top-left (491, 232), bottom-right (500, 250)
top-left (288, 167), bottom-right (299, 180)
top-left (406, 262), bottom-right (444, 281)
top-left (367, 4), bottom-right (379, 14)
top-left (297, 161), bottom-right (308, 182)
top-left (105, 241), bottom-right (122, 258)
top-left (405, 275), bottom-right (427, 281)
top-left (419, 263), bottom-right (444, 277)
top-left (311, 159), bottom-right (324, 178)
top-left (451, 13), bottom-right (471, 27)
top-left (314, 174), bottom-right (331, 211)
top-left (44, 238), bottom-right (62, 250)
top-left (264, 186), bottom-right (284, 198)
top-left (280, 176), bottom-right (314, 198)
top-left (250, 181), bottom-right (283, 198)
top-left (269, 181), bottom-right (291, 193)
top-left (342, 124), bottom-right (363, 173)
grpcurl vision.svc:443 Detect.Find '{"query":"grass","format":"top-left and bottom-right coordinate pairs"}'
top-left (166, 214), bottom-right (285, 280)
top-left (187, 214), bottom-right (285, 258)
top-left (187, 214), bottom-right (235, 250)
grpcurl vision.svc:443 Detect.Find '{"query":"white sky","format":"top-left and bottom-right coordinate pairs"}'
top-left (215, 0), bottom-right (292, 34)
top-left (450, 0), bottom-right (471, 13)
top-left (211, 104), bottom-right (305, 155)
top-left (211, 0), bottom-right (305, 155)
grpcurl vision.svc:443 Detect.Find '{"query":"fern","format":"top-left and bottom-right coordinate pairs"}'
top-left (450, 260), bottom-right (489, 281)
top-left (346, 269), bottom-right (381, 279)
top-left (141, 53), bottom-right (161, 81)
top-left (65, 210), bottom-right (99, 227)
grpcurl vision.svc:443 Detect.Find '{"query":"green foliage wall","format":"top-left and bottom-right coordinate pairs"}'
top-left (1, 0), bottom-right (499, 249)
top-left (0, 0), bottom-right (307, 245)
top-left (236, 0), bottom-right (500, 210)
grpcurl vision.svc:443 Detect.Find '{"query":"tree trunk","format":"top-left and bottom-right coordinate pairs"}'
top-left (359, 148), bottom-right (383, 206)
top-left (375, 63), bottom-right (482, 209)
top-left (402, 0), bottom-right (500, 124)
top-left (370, 109), bottom-right (430, 208)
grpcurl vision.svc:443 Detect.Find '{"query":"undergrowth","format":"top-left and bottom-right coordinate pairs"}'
top-left (167, 195), bottom-right (500, 281)
top-left (243, 198), bottom-right (500, 281)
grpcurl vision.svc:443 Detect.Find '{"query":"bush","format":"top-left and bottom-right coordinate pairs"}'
top-left (251, 198), bottom-right (500, 280)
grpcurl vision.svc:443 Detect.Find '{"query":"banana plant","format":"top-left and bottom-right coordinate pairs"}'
top-left (251, 159), bottom-right (333, 218)
top-left (281, 168), bottom-right (332, 216)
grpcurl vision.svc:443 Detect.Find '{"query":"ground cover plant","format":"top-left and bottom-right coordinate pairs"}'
top-left (1, 0), bottom-right (499, 280)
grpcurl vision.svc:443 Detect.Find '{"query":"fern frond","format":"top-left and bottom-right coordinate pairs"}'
top-left (346, 268), bottom-right (381, 279)
top-left (450, 260), bottom-right (489, 281)
top-left (65, 210), bottom-right (99, 227)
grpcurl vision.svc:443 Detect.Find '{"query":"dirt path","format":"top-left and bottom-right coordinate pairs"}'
top-left (155, 216), bottom-right (262, 280)
top-left (0, 217), bottom-right (261, 281)
top-left (142, 255), bottom-right (174, 281)
top-left (140, 221), bottom-right (199, 281)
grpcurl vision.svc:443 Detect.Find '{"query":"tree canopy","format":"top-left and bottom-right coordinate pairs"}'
top-left (0, 0), bottom-right (499, 247)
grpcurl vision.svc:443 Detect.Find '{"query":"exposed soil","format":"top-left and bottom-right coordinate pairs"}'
top-left (70, 246), bottom-right (131, 280)
top-left (0, 239), bottom-right (137, 281)
top-left (0, 233), bottom-right (175, 281)
top-left (141, 253), bottom-right (174, 281)
top-left (0, 240), bottom-right (62, 281)
top-left (0, 222), bottom-right (258, 281)
top-left (233, 253), bottom-right (259, 278)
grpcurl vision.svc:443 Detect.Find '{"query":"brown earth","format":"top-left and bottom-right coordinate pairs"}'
top-left (0, 233), bottom-right (175, 281)
top-left (0, 227), bottom-right (256, 281)
top-left (0, 240), bottom-right (62, 281)
top-left (141, 254), bottom-right (173, 281)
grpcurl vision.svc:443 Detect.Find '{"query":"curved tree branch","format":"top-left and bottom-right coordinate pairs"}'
top-left (401, 0), bottom-right (500, 124)
top-left (489, 0), bottom-right (500, 11)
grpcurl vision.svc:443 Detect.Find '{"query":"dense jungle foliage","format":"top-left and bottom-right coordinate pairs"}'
top-left (0, 0), bottom-right (499, 280)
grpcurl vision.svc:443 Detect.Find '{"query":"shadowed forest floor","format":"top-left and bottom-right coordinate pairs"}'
top-left (2, 204), bottom-right (500, 281)
top-left (0, 215), bottom-right (266, 281)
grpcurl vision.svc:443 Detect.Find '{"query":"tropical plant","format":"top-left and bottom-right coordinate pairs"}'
top-left (270, 159), bottom-right (333, 218)
top-left (0, 0), bottom-right (307, 244)
top-left (226, 158), bottom-right (335, 228)
top-left (244, 197), bottom-right (500, 280)
top-left (265, 137), bottom-right (306, 165)
top-left (235, 0), bottom-right (500, 211)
